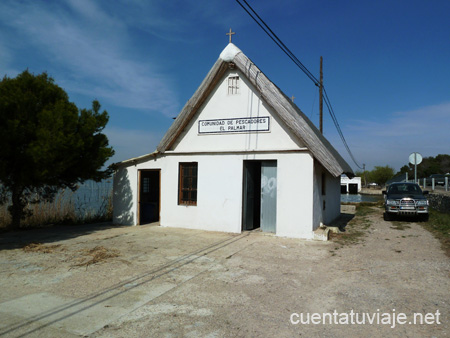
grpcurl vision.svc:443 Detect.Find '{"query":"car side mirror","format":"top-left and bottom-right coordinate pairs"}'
top-left (382, 191), bottom-right (386, 195)
top-left (423, 191), bottom-right (429, 195)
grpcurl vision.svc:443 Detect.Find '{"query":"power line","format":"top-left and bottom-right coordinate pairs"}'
top-left (235, 0), bottom-right (363, 170)
top-left (237, 0), bottom-right (319, 84)
top-left (310, 86), bottom-right (318, 119)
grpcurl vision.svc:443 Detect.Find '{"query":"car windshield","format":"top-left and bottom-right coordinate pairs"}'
top-left (388, 184), bottom-right (422, 195)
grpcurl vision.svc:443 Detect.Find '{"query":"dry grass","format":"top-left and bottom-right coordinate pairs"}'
top-left (21, 242), bottom-right (122, 269)
top-left (422, 209), bottom-right (450, 257)
top-left (73, 246), bottom-right (119, 267)
top-left (390, 222), bottom-right (411, 230)
top-left (0, 183), bottom-right (113, 229)
top-left (330, 204), bottom-right (379, 246)
top-left (22, 243), bottom-right (62, 253)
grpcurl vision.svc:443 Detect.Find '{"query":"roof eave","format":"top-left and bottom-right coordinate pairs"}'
top-left (112, 151), bottom-right (159, 168)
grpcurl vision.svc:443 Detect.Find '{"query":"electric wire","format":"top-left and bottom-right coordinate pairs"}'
top-left (310, 86), bottom-right (318, 119)
top-left (236, 0), bottom-right (319, 86)
top-left (236, 0), bottom-right (363, 170)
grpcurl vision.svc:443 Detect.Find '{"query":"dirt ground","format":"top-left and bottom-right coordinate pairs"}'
top-left (0, 206), bottom-right (448, 337)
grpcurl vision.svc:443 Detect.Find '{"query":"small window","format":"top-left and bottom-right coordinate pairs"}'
top-left (228, 76), bottom-right (239, 95)
top-left (321, 173), bottom-right (326, 195)
top-left (179, 163), bottom-right (198, 205)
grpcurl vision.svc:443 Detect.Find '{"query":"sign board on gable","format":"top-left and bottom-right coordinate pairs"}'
top-left (198, 117), bottom-right (270, 134)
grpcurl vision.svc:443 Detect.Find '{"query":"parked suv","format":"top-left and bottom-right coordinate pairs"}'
top-left (382, 182), bottom-right (429, 221)
top-left (426, 174), bottom-right (445, 186)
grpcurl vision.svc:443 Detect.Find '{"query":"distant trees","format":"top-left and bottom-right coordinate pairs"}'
top-left (0, 70), bottom-right (114, 229)
top-left (395, 154), bottom-right (450, 178)
top-left (354, 165), bottom-right (395, 187)
top-left (353, 155), bottom-right (450, 187)
top-left (368, 166), bottom-right (395, 186)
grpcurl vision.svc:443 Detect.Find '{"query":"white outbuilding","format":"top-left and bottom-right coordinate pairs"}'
top-left (341, 175), bottom-right (362, 193)
top-left (113, 43), bottom-right (353, 239)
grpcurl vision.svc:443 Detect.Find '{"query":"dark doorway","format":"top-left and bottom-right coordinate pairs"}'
top-left (139, 170), bottom-right (160, 224)
top-left (348, 183), bottom-right (358, 194)
top-left (243, 161), bottom-right (261, 231)
top-left (242, 160), bottom-right (277, 232)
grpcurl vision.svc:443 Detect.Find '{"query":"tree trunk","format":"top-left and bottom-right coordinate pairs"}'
top-left (9, 185), bottom-right (24, 230)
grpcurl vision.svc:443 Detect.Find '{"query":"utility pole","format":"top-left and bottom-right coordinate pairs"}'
top-left (319, 56), bottom-right (323, 134)
top-left (363, 163), bottom-right (367, 188)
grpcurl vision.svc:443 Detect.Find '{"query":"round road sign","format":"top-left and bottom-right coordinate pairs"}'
top-left (409, 152), bottom-right (423, 165)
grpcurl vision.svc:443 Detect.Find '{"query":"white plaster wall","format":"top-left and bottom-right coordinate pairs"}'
top-left (113, 156), bottom-right (165, 226)
top-left (341, 176), bottom-right (362, 192)
top-left (275, 153), bottom-right (315, 239)
top-left (113, 165), bottom-right (138, 225)
top-left (312, 166), bottom-right (322, 230)
top-left (170, 69), bottom-right (305, 153)
top-left (159, 154), bottom-right (243, 233)
top-left (113, 152), bottom-right (316, 238)
top-left (113, 67), bottom-right (327, 238)
top-left (160, 152), bottom-right (315, 238)
top-left (324, 174), bottom-right (341, 224)
top-left (312, 163), bottom-right (341, 228)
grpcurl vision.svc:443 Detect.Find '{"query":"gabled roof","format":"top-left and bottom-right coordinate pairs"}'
top-left (156, 43), bottom-right (353, 177)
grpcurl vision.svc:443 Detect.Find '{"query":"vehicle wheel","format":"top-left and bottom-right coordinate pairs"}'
top-left (383, 212), bottom-right (392, 221)
top-left (421, 214), bottom-right (429, 222)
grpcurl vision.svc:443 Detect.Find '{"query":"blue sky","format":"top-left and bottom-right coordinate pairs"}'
top-left (1, 0), bottom-right (449, 172)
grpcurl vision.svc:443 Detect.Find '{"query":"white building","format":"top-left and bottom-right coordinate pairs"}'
top-left (113, 43), bottom-right (353, 239)
top-left (341, 175), bottom-right (362, 193)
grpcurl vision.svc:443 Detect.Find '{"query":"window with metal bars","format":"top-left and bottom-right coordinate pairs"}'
top-left (228, 76), bottom-right (239, 94)
top-left (178, 162), bottom-right (198, 205)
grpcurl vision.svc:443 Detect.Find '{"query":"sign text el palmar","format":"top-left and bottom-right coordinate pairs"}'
top-left (198, 117), bottom-right (270, 134)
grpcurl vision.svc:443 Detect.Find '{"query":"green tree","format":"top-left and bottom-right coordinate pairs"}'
top-left (354, 170), bottom-right (369, 187)
top-left (369, 165), bottom-right (395, 186)
top-left (395, 164), bottom-right (412, 177)
top-left (435, 154), bottom-right (450, 174)
top-left (0, 70), bottom-right (114, 229)
top-left (354, 170), bottom-right (363, 177)
top-left (398, 154), bottom-right (450, 178)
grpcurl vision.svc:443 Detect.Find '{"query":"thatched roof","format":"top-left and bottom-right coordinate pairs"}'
top-left (156, 43), bottom-right (353, 177)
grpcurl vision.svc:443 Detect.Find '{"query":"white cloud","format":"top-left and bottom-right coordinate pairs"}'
top-left (111, 0), bottom-right (241, 43)
top-left (348, 102), bottom-right (450, 137)
top-left (0, 0), bottom-right (179, 115)
top-left (64, 0), bottom-right (117, 27)
top-left (333, 102), bottom-right (450, 171)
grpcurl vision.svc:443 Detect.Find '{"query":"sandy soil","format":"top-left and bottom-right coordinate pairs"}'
top-left (0, 206), bottom-right (448, 337)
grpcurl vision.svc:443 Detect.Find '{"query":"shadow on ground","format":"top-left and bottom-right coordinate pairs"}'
top-left (330, 212), bottom-right (355, 232)
top-left (0, 222), bottom-right (127, 251)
